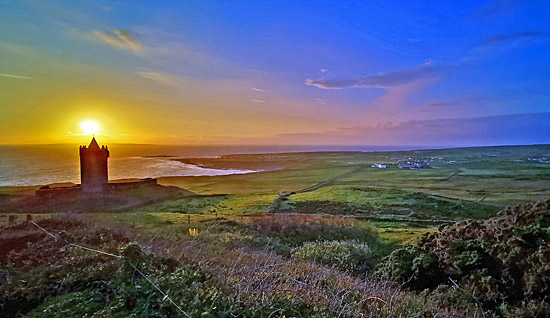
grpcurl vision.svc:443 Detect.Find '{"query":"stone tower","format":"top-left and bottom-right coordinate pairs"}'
top-left (79, 137), bottom-right (109, 193)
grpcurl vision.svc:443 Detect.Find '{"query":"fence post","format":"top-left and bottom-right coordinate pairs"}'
top-left (187, 214), bottom-right (190, 224)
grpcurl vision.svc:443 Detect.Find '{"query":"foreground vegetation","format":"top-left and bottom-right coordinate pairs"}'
top-left (3, 196), bottom-right (549, 317)
top-left (1, 215), bottom-right (470, 317)
top-left (376, 198), bottom-right (550, 317)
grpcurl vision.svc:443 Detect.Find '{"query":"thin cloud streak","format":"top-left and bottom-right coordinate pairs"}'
top-left (305, 61), bottom-right (440, 90)
top-left (136, 71), bottom-right (191, 87)
top-left (474, 0), bottom-right (527, 17)
top-left (465, 30), bottom-right (549, 62)
top-left (252, 87), bottom-right (270, 93)
top-left (420, 96), bottom-right (486, 111)
top-left (305, 62), bottom-right (442, 111)
top-left (482, 31), bottom-right (546, 45)
top-left (92, 29), bottom-right (142, 53)
top-left (0, 73), bottom-right (32, 80)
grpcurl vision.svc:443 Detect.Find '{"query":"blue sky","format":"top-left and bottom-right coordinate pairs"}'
top-left (0, 0), bottom-right (549, 146)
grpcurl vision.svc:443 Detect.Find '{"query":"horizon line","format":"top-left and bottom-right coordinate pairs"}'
top-left (0, 142), bottom-right (549, 153)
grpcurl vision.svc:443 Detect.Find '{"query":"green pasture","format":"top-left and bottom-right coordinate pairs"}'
top-left (158, 166), bottom-right (355, 194)
top-left (135, 193), bottom-right (277, 215)
top-left (288, 185), bottom-right (500, 220)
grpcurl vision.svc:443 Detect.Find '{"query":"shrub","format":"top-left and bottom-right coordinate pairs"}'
top-left (374, 198), bottom-right (550, 315)
top-left (374, 246), bottom-right (444, 290)
top-left (291, 240), bottom-right (371, 271)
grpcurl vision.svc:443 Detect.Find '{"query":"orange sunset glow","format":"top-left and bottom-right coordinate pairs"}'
top-left (1, 0), bottom-right (547, 147)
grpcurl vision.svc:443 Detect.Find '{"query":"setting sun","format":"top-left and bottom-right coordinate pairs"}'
top-left (80, 121), bottom-right (99, 135)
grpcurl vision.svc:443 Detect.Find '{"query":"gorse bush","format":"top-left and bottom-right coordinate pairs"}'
top-left (374, 246), bottom-right (444, 290)
top-left (375, 198), bottom-right (550, 317)
top-left (292, 240), bottom-right (371, 271)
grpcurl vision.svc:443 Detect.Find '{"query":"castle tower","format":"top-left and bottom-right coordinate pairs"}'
top-left (79, 137), bottom-right (109, 193)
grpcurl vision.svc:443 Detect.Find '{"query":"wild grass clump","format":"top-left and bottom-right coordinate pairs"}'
top-left (292, 240), bottom-right (371, 272)
top-left (247, 215), bottom-right (395, 259)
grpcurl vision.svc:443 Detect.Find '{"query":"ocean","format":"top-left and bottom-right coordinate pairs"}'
top-left (0, 144), bottom-right (429, 187)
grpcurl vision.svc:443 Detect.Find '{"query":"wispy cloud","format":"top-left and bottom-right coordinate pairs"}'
top-left (306, 62), bottom-right (442, 110)
top-left (137, 71), bottom-right (182, 85)
top-left (314, 98), bottom-right (326, 105)
top-left (465, 30), bottom-right (549, 62)
top-left (474, 0), bottom-right (527, 17)
top-left (252, 87), bottom-right (270, 93)
top-left (92, 29), bottom-right (142, 53)
top-left (136, 71), bottom-right (200, 90)
top-left (482, 31), bottom-right (545, 45)
top-left (416, 96), bottom-right (487, 117)
top-left (305, 61), bottom-right (440, 90)
top-left (0, 73), bottom-right (32, 80)
top-left (421, 96), bottom-right (485, 109)
top-left (250, 99), bottom-right (266, 103)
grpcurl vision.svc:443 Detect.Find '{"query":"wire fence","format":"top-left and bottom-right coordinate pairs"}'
top-left (2, 212), bottom-right (342, 224)
top-left (29, 220), bottom-right (191, 318)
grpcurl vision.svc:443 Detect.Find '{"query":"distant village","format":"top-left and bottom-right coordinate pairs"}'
top-left (371, 157), bottom-right (430, 169)
top-left (527, 157), bottom-right (550, 164)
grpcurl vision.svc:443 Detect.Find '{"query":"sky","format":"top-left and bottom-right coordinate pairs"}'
top-left (0, 0), bottom-right (549, 146)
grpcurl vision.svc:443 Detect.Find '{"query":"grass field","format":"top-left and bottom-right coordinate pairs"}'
top-left (135, 193), bottom-right (277, 215)
top-left (288, 185), bottom-right (500, 220)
